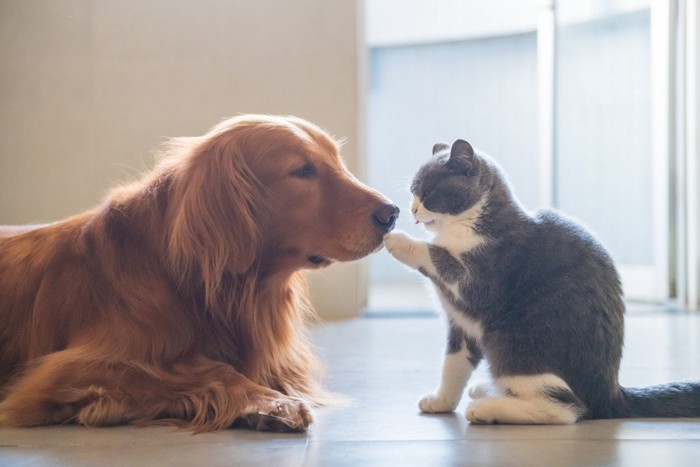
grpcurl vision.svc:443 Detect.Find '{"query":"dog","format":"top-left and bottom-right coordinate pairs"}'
top-left (0, 115), bottom-right (399, 431)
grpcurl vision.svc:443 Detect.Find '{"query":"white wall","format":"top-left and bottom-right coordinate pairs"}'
top-left (0, 0), bottom-right (365, 319)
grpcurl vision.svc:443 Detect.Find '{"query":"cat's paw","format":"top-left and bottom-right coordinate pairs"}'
top-left (466, 399), bottom-right (499, 424)
top-left (468, 382), bottom-right (495, 400)
top-left (384, 231), bottom-right (414, 259)
top-left (419, 394), bottom-right (459, 413)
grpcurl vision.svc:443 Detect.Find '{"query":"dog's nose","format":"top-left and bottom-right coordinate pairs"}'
top-left (373, 204), bottom-right (400, 233)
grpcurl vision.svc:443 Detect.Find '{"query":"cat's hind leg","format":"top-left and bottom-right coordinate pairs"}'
top-left (465, 374), bottom-right (586, 424)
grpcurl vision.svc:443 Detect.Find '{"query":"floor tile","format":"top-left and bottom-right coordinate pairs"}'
top-left (1, 309), bottom-right (699, 466)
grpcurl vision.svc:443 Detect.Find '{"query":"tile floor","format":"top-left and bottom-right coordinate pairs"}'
top-left (1, 309), bottom-right (699, 466)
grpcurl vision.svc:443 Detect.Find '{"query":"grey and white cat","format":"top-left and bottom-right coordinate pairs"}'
top-left (384, 139), bottom-right (700, 424)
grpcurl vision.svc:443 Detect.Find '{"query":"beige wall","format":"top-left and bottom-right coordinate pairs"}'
top-left (0, 0), bottom-right (366, 319)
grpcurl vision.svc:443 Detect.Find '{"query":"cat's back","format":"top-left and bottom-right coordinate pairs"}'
top-left (524, 208), bottom-right (622, 295)
top-left (531, 209), bottom-right (612, 264)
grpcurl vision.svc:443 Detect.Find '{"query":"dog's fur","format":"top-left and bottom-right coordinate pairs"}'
top-left (0, 115), bottom-right (396, 431)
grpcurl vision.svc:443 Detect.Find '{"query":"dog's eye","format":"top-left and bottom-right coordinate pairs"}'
top-left (290, 163), bottom-right (315, 179)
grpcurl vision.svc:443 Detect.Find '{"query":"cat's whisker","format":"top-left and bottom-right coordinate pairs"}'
top-left (388, 176), bottom-right (412, 193)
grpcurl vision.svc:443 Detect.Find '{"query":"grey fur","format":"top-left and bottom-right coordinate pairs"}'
top-left (446, 322), bottom-right (483, 368)
top-left (428, 245), bottom-right (463, 283)
top-left (464, 335), bottom-right (483, 368)
top-left (446, 323), bottom-right (463, 354)
top-left (410, 139), bottom-right (700, 420)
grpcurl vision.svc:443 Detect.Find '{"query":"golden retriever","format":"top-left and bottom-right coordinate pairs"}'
top-left (0, 115), bottom-right (398, 431)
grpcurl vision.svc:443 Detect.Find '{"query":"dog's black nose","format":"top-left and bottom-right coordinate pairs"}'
top-left (373, 204), bottom-right (400, 233)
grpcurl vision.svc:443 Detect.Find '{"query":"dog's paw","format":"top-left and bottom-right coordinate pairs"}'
top-left (384, 231), bottom-right (414, 259)
top-left (418, 394), bottom-right (458, 413)
top-left (240, 397), bottom-right (313, 432)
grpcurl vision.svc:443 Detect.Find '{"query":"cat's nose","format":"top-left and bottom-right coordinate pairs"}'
top-left (373, 204), bottom-right (400, 233)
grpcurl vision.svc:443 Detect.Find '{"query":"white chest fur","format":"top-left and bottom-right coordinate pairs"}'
top-left (432, 196), bottom-right (488, 258)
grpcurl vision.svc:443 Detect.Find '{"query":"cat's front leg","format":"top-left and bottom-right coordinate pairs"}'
top-left (420, 350), bottom-right (471, 413)
top-left (420, 323), bottom-right (482, 413)
top-left (384, 231), bottom-right (435, 274)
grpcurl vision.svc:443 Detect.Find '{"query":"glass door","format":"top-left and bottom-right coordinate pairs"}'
top-left (364, 0), bottom-right (673, 310)
top-left (365, 0), bottom-right (541, 312)
top-left (552, 0), bottom-right (669, 301)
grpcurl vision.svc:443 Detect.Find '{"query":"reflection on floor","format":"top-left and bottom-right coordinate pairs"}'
top-left (1, 309), bottom-right (699, 466)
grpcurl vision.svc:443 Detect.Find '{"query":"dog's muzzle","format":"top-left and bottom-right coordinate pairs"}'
top-left (372, 204), bottom-right (400, 233)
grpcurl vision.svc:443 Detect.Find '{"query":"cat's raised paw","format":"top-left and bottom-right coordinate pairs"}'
top-left (384, 231), bottom-right (414, 258)
top-left (419, 394), bottom-right (458, 413)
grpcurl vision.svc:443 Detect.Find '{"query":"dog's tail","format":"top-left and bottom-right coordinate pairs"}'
top-left (612, 381), bottom-right (700, 418)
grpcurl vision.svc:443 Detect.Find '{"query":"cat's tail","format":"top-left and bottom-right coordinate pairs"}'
top-left (613, 381), bottom-right (700, 418)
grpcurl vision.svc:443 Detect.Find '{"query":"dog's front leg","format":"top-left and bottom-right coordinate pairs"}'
top-left (0, 350), bottom-right (313, 432)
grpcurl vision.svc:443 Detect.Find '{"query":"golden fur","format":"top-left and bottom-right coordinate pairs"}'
top-left (0, 115), bottom-right (396, 431)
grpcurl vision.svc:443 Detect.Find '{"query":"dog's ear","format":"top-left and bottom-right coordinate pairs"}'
top-left (167, 132), bottom-right (260, 306)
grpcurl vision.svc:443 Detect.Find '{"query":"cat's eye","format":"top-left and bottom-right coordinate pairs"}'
top-left (290, 163), bottom-right (316, 179)
top-left (419, 189), bottom-right (434, 202)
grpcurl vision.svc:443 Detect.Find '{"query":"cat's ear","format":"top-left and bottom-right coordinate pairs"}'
top-left (432, 143), bottom-right (450, 156)
top-left (447, 139), bottom-right (477, 174)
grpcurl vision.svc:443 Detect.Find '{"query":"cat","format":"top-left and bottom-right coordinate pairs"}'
top-left (384, 139), bottom-right (700, 424)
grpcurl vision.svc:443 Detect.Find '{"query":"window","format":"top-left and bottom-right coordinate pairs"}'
top-left (365, 0), bottom-right (672, 312)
